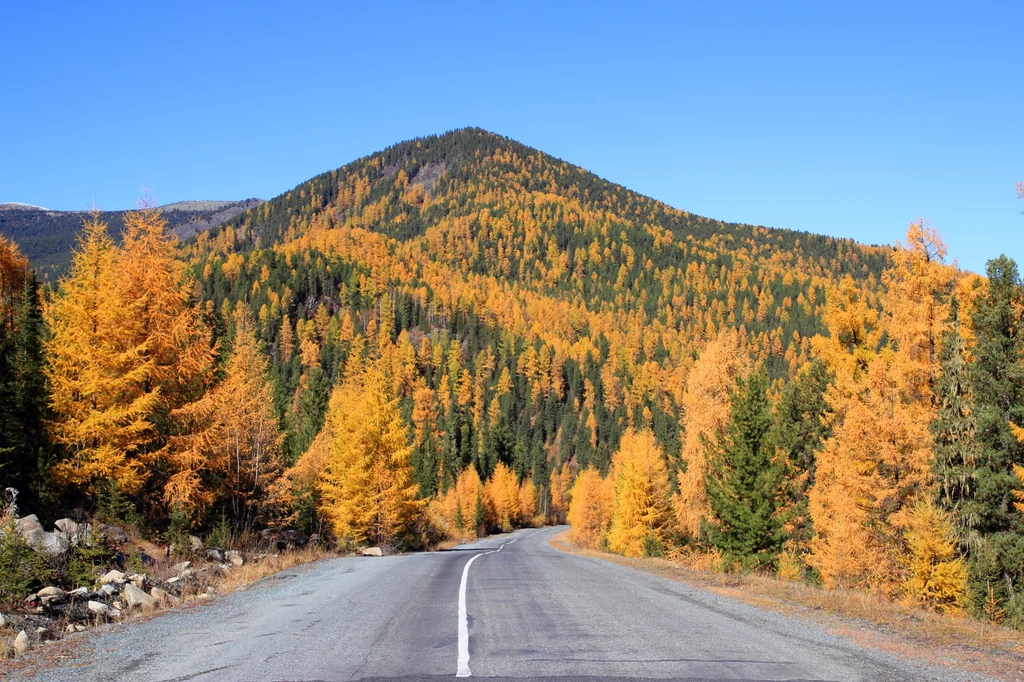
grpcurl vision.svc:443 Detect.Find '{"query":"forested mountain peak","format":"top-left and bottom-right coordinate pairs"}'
top-left (187, 127), bottom-right (892, 479)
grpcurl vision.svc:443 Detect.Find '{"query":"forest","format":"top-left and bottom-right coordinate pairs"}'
top-left (2, 128), bottom-right (1023, 629)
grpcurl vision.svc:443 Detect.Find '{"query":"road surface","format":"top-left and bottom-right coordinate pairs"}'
top-left (25, 526), bottom-right (964, 681)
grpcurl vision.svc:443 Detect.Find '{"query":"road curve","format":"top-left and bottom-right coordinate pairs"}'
top-left (23, 526), bottom-right (968, 681)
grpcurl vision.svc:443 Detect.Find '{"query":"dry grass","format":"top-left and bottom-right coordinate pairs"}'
top-left (550, 531), bottom-right (1024, 682)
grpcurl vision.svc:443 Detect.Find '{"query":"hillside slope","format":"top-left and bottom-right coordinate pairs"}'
top-left (184, 128), bottom-right (891, 485)
top-left (0, 199), bottom-right (263, 279)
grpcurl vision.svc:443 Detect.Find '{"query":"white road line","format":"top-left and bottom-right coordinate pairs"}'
top-left (456, 537), bottom-right (516, 677)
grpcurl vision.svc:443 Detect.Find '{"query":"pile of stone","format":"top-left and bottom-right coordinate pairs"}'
top-left (1, 517), bottom-right (257, 658)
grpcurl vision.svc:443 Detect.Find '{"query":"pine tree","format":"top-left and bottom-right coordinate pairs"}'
top-left (773, 359), bottom-right (832, 552)
top-left (675, 330), bottom-right (750, 539)
top-left (705, 369), bottom-right (788, 570)
top-left (932, 297), bottom-right (980, 551)
top-left (962, 255), bottom-right (1024, 623)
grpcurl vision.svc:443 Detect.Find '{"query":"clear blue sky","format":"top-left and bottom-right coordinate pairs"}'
top-left (2, 2), bottom-right (1020, 274)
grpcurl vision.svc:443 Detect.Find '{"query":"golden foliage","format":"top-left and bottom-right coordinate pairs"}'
top-left (675, 329), bottom-right (750, 537)
top-left (607, 429), bottom-right (674, 557)
top-left (46, 214), bottom-right (159, 495)
top-left (484, 461), bottom-right (520, 532)
top-left (902, 500), bottom-right (968, 614)
top-left (567, 467), bottom-right (614, 549)
top-left (316, 364), bottom-right (422, 549)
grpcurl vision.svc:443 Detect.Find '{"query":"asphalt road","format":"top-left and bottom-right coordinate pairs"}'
top-left (25, 526), bottom-right (966, 681)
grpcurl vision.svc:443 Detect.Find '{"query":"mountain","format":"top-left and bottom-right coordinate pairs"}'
top-left (0, 198), bottom-right (263, 280)
top-left (183, 128), bottom-right (892, 481)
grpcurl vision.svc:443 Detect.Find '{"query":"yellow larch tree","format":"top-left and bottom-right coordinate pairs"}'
top-left (115, 206), bottom-right (217, 513)
top-left (548, 461), bottom-right (573, 524)
top-left (317, 364), bottom-right (422, 549)
top-left (902, 499), bottom-right (968, 614)
top-left (175, 312), bottom-right (284, 528)
top-left (518, 478), bottom-right (537, 526)
top-left (485, 461), bottom-right (520, 532)
top-left (607, 429), bottom-right (674, 558)
top-left (567, 467), bottom-right (615, 549)
top-left (675, 329), bottom-right (750, 539)
top-left (46, 214), bottom-right (159, 496)
top-left (809, 224), bottom-right (953, 596)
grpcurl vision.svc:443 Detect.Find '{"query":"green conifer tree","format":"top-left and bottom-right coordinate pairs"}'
top-left (705, 368), bottom-right (788, 570)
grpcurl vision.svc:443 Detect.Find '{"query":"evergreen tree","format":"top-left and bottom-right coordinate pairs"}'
top-left (964, 256), bottom-right (1024, 623)
top-left (932, 296), bottom-right (979, 552)
top-left (772, 359), bottom-right (832, 552)
top-left (705, 369), bottom-right (788, 570)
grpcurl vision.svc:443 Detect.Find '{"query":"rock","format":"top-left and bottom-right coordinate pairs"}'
top-left (36, 586), bottom-right (63, 599)
top-left (150, 587), bottom-right (179, 606)
top-left (15, 514), bottom-right (44, 536)
top-left (87, 600), bottom-right (122, 620)
top-left (75, 624), bottom-right (86, 632)
top-left (87, 600), bottom-right (110, 616)
top-left (204, 547), bottom-right (224, 563)
top-left (361, 547), bottom-right (383, 557)
top-left (68, 587), bottom-right (90, 598)
top-left (224, 550), bottom-right (244, 567)
top-left (66, 623), bottom-right (76, 634)
top-left (112, 600), bottom-right (124, 611)
top-left (35, 626), bottom-right (47, 635)
top-left (127, 573), bottom-right (148, 589)
top-left (189, 535), bottom-right (203, 551)
top-left (54, 518), bottom-right (79, 537)
top-left (196, 592), bottom-right (210, 600)
top-left (98, 583), bottom-right (118, 598)
top-left (122, 583), bottom-right (157, 610)
top-left (98, 523), bottom-right (130, 544)
top-left (99, 569), bottom-right (125, 585)
top-left (13, 630), bottom-right (29, 655)
top-left (0, 612), bottom-right (6, 627)
top-left (171, 560), bottom-right (191, 575)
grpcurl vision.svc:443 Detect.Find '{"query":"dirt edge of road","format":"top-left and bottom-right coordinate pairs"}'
top-left (548, 530), bottom-right (1024, 682)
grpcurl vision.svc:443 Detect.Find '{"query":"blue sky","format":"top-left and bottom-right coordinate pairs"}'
top-left (1, 2), bottom-right (1020, 274)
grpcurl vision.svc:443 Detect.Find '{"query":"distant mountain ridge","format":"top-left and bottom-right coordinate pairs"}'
top-left (0, 198), bottom-right (263, 279)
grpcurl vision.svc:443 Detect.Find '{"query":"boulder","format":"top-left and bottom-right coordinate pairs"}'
top-left (224, 550), bottom-right (244, 567)
top-left (99, 569), bottom-right (125, 585)
top-left (54, 518), bottom-right (79, 537)
top-left (36, 586), bottom-right (64, 599)
top-left (87, 600), bottom-right (121, 619)
top-left (122, 583), bottom-right (157, 610)
top-left (150, 587), bottom-right (179, 606)
top-left (127, 573), bottom-right (148, 589)
top-left (98, 523), bottom-right (130, 544)
top-left (361, 547), bottom-right (383, 557)
top-left (98, 583), bottom-right (118, 598)
top-left (15, 514), bottom-right (43, 536)
top-left (16, 517), bottom-right (71, 556)
top-left (13, 630), bottom-right (29, 655)
top-left (68, 587), bottom-right (90, 599)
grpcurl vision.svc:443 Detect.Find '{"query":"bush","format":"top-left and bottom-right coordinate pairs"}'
top-left (66, 525), bottom-right (115, 589)
top-left (0, 516), bottom-right (52, 603)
